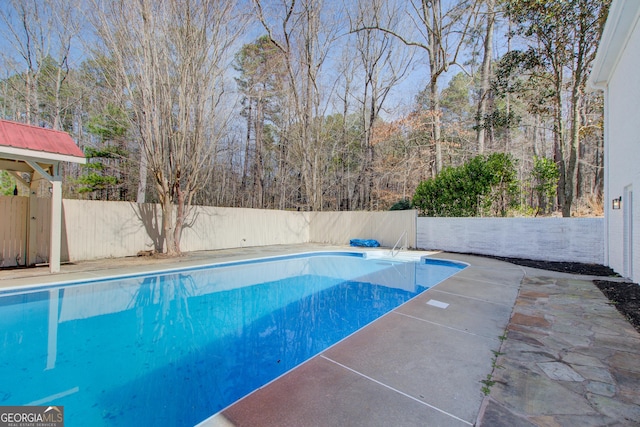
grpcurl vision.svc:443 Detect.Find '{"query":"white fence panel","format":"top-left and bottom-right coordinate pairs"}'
top-left (62, 200), bottom-right (160, 260)
top-left (417, 217), bottom-right (604, 264)
top-left (180, 206), bottom-right (310, 252)
top-left (309, 210), bottom-right (417, 248)
top-left (57, 201), bottom-right (418, 261)
top-left (61, 201), bottom-right (313, 260)
top-left (21, 198), bottom-right (609, 265)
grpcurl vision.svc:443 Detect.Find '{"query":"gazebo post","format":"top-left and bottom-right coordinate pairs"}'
top-left (49, 163), bottom-right (62, 273)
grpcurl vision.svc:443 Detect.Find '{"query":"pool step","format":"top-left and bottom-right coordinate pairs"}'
top-left (364, 250), bottom-right (430, 263)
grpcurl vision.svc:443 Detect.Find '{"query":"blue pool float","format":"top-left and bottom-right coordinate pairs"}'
top-left (349, 238), bottom-right (380, 247)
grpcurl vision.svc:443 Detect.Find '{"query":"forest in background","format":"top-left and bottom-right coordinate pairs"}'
top-left (0, 0), bottom-right (611, 253)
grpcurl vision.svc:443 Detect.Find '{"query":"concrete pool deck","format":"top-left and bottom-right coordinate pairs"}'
top-left (1, 244), bottom-right (638, 426)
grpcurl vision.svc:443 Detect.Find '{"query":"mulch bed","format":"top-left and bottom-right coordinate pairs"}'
top-left (593, 280), bottom-right (640, 333)
top-left (483, 255), bottom-right (640, 334)
top-left (486, 255), bottom-right (619, 276)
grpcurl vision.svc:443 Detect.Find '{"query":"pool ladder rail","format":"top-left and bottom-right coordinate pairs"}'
top-left (390, 230), bottom-right (408, 258)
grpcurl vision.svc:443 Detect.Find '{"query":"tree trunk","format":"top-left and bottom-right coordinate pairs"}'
top-left (157, 182), bottom-right (176, 255)
top-left (551, 70), bottom-right (568, 216)
top-left (430, 79), bottom-right (443, 173)
top-left (564, 78), bottom-right (583, 218)
top-left (253, 96), bottom-right (264, 208)
top-left (241, 99), bottom-right (252, 203)
top-left (476, 0), bottom-right (494, 154)
top-left (137, 150), bottom-right (148, 203)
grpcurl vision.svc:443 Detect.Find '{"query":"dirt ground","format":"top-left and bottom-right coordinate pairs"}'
top-left (488, 255), bottom-right (640, 334)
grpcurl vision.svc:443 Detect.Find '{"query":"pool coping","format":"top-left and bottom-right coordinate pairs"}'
top-left (0, 248), bottom-right (463, 294)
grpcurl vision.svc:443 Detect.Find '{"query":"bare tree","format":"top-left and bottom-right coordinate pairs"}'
top-left (354, 0), bottom-right (480, 174)
top-left (253, 0), bottom-right (337, 211)
top-left (234, 36), bottom-right (288, 208)
top-left (0, 0), bottom-right (80, 128)
top-left (348, 0), bottom-right (413, 210)
top-left (91, 0), bottom-right (244, 254)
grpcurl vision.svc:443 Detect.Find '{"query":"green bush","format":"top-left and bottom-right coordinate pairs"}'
top-left (531, 156), bottom-right (559, 214)
top-left (412, 153), bottom-right (518, 217)
top-left (1, 171), bottom-right (17, 196)
top-left (389, 199), bottom-right (412, 210)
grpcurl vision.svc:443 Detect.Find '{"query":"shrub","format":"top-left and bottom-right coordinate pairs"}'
top-left (389, 199), bottom-right (412, 210)
top-left (412, 153), bottom-right (518, 217)
top-left (531, 156), bottom-right (559, 214)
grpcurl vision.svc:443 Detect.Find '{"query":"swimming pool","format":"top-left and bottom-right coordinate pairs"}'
top-left (0, 251), bottom-right (465, 426)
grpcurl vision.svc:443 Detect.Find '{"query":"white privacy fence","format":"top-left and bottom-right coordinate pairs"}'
top-left (1, 196), bottom-right (604, 266)
top-left (0, 197), bottom-right (417, 265)
top-left (308, 211), bottom-right (417, 249)
top-left (417, 217), bottom-right (604, 264)
top-left (61, 201), bottom-right (315, 259)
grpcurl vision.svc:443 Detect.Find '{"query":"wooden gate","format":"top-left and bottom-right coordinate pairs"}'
top-left (0, 195), bottom-right (51, 267)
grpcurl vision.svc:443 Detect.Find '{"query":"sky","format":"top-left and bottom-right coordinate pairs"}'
top-left (0, 0), bottom-right (514, 123)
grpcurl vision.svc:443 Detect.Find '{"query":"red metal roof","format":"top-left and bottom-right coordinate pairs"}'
top-left (0, 119), bottom-right (84, 159)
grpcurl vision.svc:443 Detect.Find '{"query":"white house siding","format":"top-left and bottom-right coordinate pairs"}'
top-left (606, 32), bottom-right (640, 280)
top-left (607, 26), bottom-right (640, 280)
top-left (590, 1), bottom-right (640, 282)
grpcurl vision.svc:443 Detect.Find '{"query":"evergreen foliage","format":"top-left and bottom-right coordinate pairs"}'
top-left (389, 199), bottom-right (411, 211)
top-left (75, 106), bottom-right (131, 198)
top-left (531, 156), bottom-right (560, 214)
top-left (412, 153), bottom-right (518, 217)
top-left (0, 171), bottom-right (17, 196)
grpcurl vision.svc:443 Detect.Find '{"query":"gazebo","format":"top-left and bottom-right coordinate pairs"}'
top-left (0, 119), bottom-right (86, 273)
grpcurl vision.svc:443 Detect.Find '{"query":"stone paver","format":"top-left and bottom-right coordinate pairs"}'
top-left (477, 274), bottom-right (640, 426)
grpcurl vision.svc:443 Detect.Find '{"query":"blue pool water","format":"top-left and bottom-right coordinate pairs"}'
top-left (0, 252), bottom-right (465, 426)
